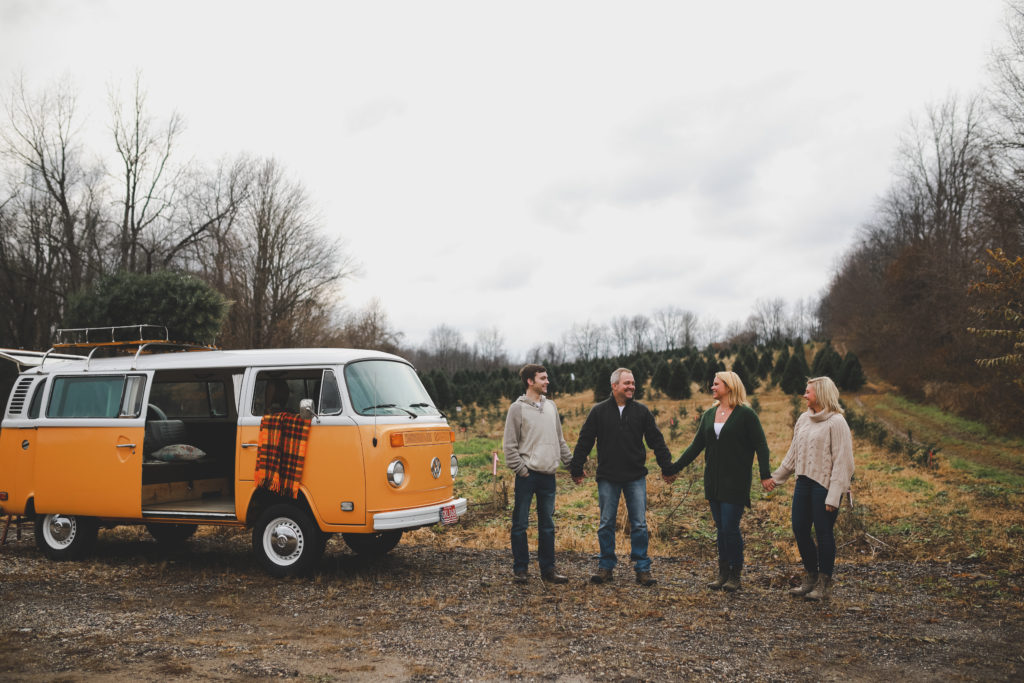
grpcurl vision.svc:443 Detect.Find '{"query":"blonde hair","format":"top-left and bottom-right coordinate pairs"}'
top-left (808, 376), bottom-right (844, 413)
top-left (713, 371), bottom-right (750, 409)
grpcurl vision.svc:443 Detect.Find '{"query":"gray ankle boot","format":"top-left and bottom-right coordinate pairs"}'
top-left (706, 561), bottom-right (729, 590)
top-left (789, 572), bottom-right (818, 597)
top-left (721, 567), bottom-right (742, 592)
top-left (805, 574), bottom-right (832, 601)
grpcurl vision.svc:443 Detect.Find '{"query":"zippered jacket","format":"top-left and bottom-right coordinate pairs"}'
top-left (570, 397), bottom-right (672, 483)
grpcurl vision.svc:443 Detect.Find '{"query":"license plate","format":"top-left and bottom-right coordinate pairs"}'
top-left (439, 504), bottom-right (458, 525)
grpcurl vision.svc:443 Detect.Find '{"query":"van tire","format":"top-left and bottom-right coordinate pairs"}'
top-left (252, 504), bottom-right (324, 577)
top-left (146, 523), bottom-right (198, 545)
top-left (34, 514), bottom-right (99, 561)
top-left (342, 530), bottom-right (403, 556)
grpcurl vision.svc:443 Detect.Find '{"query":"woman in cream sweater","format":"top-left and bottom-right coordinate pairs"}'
top-left (768, 375), bottom-right (854, 601)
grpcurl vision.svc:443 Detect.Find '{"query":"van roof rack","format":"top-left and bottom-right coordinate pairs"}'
top-left (44, 325), bottom-right (218, 371)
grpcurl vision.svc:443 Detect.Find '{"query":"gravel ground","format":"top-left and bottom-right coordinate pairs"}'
top-left (0, 527), bottom-right (1021, 681)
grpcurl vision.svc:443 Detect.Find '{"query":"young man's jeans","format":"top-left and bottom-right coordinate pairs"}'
top-left (708, 499), bottom-right (745, 571)
top-left (510, 470), bottom-right (557, 573)
top-left (791, 475), bottom-right (840, 576)
top-left (597, 477), bottom-right (651, 572)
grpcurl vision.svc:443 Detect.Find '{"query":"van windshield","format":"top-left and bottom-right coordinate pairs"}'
top-left (344, 360), bottom-right (440, 418)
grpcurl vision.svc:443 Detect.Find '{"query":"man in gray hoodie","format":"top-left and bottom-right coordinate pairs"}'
top-left (503, 364), bottom-right (572, 584)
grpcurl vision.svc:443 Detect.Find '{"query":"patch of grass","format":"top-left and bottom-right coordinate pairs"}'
top-left (454, 436), bottom-right (501, 456)
top-left (878, 395), bottom-right (996, 439)
top-left (948, 457), bottom-right (1024, 488)
top-left (895, 476), bottom-right (934, 494)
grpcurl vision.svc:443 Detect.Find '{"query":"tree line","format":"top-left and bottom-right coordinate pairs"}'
top-left (819, 4), bottom-right (1024, 432)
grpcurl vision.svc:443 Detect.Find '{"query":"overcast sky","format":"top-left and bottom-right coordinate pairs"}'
top-left (0, 1), bottom-right (1009, 358)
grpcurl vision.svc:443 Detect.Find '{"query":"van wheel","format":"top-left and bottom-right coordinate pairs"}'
top-left (34, 514), bottom-right (99, 561)
top-left (342, 530), bottom-right (402, 556)
top-left (146, 523), bottom-right (198, 545)
top-left (252, 504), bottom-right (324, 577)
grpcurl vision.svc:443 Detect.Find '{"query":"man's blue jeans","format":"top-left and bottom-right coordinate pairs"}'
top-left (708, 499), bottom-right (745, 571)
top-left (597, 477), bottom-right (650, 572)
top-left (791, 475), bottom-right (840, 576)
top-left (510, 470), bottom-right (557, 573)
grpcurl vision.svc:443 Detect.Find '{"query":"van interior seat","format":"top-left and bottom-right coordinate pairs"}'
top-left (144, 419), bottom-right (188, 457)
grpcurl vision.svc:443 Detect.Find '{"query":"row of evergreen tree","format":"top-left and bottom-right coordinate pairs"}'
top-left (418, 340), bottom-right (866, 412)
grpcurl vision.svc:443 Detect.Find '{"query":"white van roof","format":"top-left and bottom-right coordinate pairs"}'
top-left (17, 347), bottom-right (409, 375)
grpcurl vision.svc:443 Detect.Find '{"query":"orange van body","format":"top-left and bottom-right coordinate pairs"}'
top-left (0, 347), bottom-right (466, 576)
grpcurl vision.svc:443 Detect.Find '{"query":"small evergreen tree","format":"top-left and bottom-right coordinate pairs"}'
top-left (838, 351), bottom-right (867, 392)
top-left (780, 354), bottom-right (807, 395)
top-left (667, 361), bottom-right (692, 399)
top-left (772, 346), bottom-right (790, 384)
top-left (756, 348), bottom-right (774, 379)
top-left (731, 356), bottom-right (759, 392)
top-left (652, 360), bottom-right (671, 394)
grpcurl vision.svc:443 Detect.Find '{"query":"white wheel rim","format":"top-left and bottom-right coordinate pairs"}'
top-left (262, 517), bottom-right (304, 566)
top-left (43, 514), bottom-right (76, 549)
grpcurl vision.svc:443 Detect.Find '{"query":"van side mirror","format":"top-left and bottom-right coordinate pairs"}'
top-left (299, 398), bottom-right (317, 421)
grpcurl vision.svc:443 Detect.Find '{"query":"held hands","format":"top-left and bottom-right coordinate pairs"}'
top-left (761, 478), bottom-right (776, 492)
top-left (825, 504), bottom-right (837, 512)
top-left (662, 472), bottom-right (678, 484)
top-left (572, 475), bottom-right (584, 485)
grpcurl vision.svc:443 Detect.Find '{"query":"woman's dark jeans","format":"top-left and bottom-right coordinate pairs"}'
top-left (791, 475), bottom-right (840, 576)
top-left (708, 499), bottom-right (745, 571)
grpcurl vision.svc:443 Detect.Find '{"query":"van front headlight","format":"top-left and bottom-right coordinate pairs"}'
top-left (450, 454), bottom-right (458, 478)
top-left (387, 460), bottom-right (405, 488)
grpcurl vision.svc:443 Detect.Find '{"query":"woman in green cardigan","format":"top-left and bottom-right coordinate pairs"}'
top-left (669, 371), bottom-right (773, 591)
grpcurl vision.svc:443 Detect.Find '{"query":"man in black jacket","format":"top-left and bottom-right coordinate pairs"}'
top-left (571, 367), bottom-right (675, 586)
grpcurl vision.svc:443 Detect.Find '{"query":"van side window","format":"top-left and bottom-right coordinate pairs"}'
top-left (28, 380), bottom-right (45, 419)
top-left (320, 370), bottom-right (342, 415)
top-left (252, 369), bottom-right (334, 416)
top-left (48, 376), bottom-right (128, 418)
top-left (150, 381), bottom-right (229, 418)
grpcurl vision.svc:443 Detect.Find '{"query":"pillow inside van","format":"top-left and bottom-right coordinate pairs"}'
top-left (150, 444), bottom-right (206, 462)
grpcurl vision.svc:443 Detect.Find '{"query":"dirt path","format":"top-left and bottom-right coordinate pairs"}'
top-left (1, 531), bottom-right (1021, 681)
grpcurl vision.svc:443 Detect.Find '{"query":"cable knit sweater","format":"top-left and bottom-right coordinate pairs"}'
top-left (772, 409), bottom-right (855, 509)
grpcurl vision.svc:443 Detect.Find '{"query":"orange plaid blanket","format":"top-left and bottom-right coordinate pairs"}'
top-left (254, 412), bottom-right (311, 499)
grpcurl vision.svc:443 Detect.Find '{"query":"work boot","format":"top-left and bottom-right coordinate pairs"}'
top-left (706, 560), bottom-right (730, 590)
top-left (805, 574), bottom-right (832, 601)
top-left (590, 567), bottom-right (614, 584)
top-left (635, 570), bottom-right (657, 587)
top-left (721, 567), bottom-right (742, 592)
top-left (513, 570), bottom-right (528, 584)
top-left (789, 572), bottom-right (818, 597)
top-left (541, 568), bottom-right (568, 584)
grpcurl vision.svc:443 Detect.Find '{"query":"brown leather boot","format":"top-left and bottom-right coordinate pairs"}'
top-left (706, 561), bottom-right (729, 590)
top-left (805, 574), bottom-right (832, 601)
top-left (590, 567), bottom-right (614, 584)
top-left (789, 572), bottom-right (818, 597)
top-left (542, 568), bottom-right (568, 584)
top-left (635, 570), bottom-right (657, 587)
top-left (721, 567), bottom-right (741, 592)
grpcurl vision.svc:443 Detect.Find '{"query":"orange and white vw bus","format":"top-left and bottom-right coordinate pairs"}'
top-left (0, 332), bottom-right (465, 576)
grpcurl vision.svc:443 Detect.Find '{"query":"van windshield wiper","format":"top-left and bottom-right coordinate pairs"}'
top-left (409, 402), bottom-right (444, 418)
top-left (366, 403), bottom-right (417, 419)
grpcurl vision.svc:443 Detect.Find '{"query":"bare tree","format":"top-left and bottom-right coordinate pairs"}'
top-left (109, 75), bottom-right (185, 273)
top-left (629, 314), bottom-right (652, 354)
top-left (474, 326), bottom-right (508, 369)
top-left (332, 298), bottom-right (403, 353)
top-left (565, 320), bottom-right (608, 361)
top-left (652, 305), bottom-right (696, 350)
top-left (220, 158), bottom-right (356, 348)
top-left (424, 324), bottom-right (469, 374)
top-left (608, 315), bottom-right (631, 355)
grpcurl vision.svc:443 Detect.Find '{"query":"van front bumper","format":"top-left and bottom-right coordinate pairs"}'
top-left (373, 498), bottom-right (468, 531)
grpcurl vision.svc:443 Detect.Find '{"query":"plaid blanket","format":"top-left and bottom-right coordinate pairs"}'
top-left (254, 412), bottom-right (311, 499)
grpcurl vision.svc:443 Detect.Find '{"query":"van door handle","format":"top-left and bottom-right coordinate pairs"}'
top-left (242, 442), bottom-right (258, 448)
top-left (116, 443), bottom-right (137, 449)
